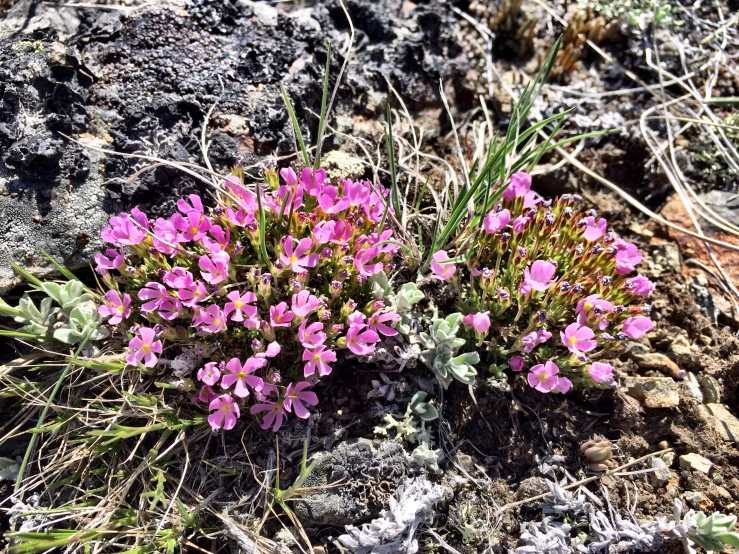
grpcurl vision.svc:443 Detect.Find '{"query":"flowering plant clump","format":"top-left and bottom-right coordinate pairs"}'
top-left (428, 171), bottom-right (655, 394)
top-left (94, 164), bottom-right (402, 431)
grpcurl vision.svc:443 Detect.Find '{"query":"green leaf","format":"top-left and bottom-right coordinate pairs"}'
top-left (314, 41), bottom-right (332, 169)
top-left (53, 327), bottom-right (84, 345)
top-left (279, 84), bottom-right (310, 166)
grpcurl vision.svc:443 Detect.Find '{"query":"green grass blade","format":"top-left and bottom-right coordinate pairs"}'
top-left (10, 263), bottom-right (43, 287)
top-left (255, 184), bottom-right (271, 267)
top-left (314, 42), bottom-right (332, 170)
top-left (279, 84), bottom-right (310, 166)
top-left (385, 104), bottom-right (401, 218)
top-left (14, 331), bottom-right (93, 495)
top-left (38, 249), bottom-right (77, 282)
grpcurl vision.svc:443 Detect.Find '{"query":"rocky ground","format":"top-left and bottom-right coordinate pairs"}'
top-left (1, 0), bottom-right (739, 553)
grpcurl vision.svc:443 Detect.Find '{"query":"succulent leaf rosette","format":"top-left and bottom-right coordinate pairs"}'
top-left (429, 172), bottom-right (655, 394)
top-left (94, 164), bottom-right (402, 431)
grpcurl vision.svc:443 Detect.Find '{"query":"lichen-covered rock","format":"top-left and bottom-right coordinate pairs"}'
top-left (293, 438), bottom-right (407, 527)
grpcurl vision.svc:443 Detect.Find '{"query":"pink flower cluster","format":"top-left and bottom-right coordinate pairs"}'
top-left (432, 172), bottom-right (655, 394)
top-left (95, 164), bottom-right (402, 431)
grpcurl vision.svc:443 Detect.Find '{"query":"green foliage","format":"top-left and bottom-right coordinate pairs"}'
top-left (374, 389), bottom-right (441, 472)
top-left (420, 312), bottom-right (480, 388)
top-left (9, 277), bottom-right (108, 345)
top-left (686, 509), bottom-right (739, 554)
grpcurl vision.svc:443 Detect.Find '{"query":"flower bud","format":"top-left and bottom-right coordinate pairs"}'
top-left (341, 299), bottom-right (357, 317)
top-left (258, 273), bottom-right (272, 298)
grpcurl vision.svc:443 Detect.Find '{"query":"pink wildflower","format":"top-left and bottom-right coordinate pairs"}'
top-left (192, 384), bottom-right (217, 404)
top-left (173, 211), bottom-right (211, 242)
top-left (198, 251), bottom-right (230, 285)
top-left (576, 294), bottom-right (613, 328)
top-left (163, 267), bottom-right (194, 289)
top-left (346, 325), bottom-right (379, 355)
top-left (554, 376), bottom-right (572, 394)
top-left (318, 185), bottom-right (350, 213)
top-left (224, 290), bottom-right (257, 322)
top-left (126, 327), bottom-right (162, 368)
top-left (208, 394), bottom-right (240, 431)
top-left (368, 311), bottom-right (401, 337)
top-left (98, 290), bottom-right (131, 325)
top-left (582, 217), bottom-right (607, 241)
top-left (470, 312), bottom-right (491, 333)
top-left (201, 224), bottom-right (230, 253)
top-left (509, 355), bottom-right (525, 372)
top-left (522, 260), bottom-right (557, 293)
top-left (158, 298), bottom-right (183, 320)
top-left (299, 167), bottom-right (326, 197)
top-left (270, 302), bottom-right (294, 327)
top-left (94, 248), bottom-right (125, 274)
top-left (197, 362), bottom-right (221, 386)
top-left (512, 215), bottom-right (529, 233)
top-left (613, 240), bottom-right (643, 274)
top-left (521, 329), bottom-right (551, 353)
top-left (250, 401), bottom-right (287, 432)
top-left (280, 167), bottom-right (298, 186)
top-left (347, 311), bottom-right (367, 327)
top-left (627, 275), bottom-right (655, 297)
top-left (101, 213), bottom-right (147, 245)
top-left (483, 209), bottom-right (511, 234)
top-left (284, 381), bottom-right (319, 418)
top-left (221, 357), bottom-right (265, 398)
top-left (560, 322), bottom-right (597, 354)
top-left (345, 179), bottom-right (371, 206)
top-left (291, 290), bottom-right (321, 317)
top-left (178, 280), bottom-right (207, 307)
top-left (298, 320), bottom-right (327, 347)
top-left (354, 247), bottom-right (384, 277)
top-left (256, 341), bottom-right (282, 359)
top-left (138, 282), bottom-right (170, 312)
top-left (503, 172), bottom-right (531, 200)
top-left (177, 194), bottom-right (205, 216)
top-left (302, 345), bottom-right (337, 377)
top-left (430, 250), bottom-right (456, 280)
top-left (313, 221), bottom-right (336, 244)
top-left (151, 217), bottom-right (181, 255)
top-left (280, 236), bottom-right (318, 273)
top-left (199, 304), bottom-right (226, 333)
top-left (622, 316), bottom-right (653, 339)
top-left (527, 360), bottom-right (560, 393)
top-left (329, 221), bottom-right (352, 245)
top-left (587, 362), bottom-right (613, 383)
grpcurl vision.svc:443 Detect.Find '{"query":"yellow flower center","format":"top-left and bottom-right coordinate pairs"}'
top-left (568, 336), bottom-right (578, 345)
top-left (313, 353), bottom-right (321, 362)
top-left (272, 405), bottom-right (281, 413)
top-left (274, 314), bottom-right (282, 323)
top-left (142, 343), bottom-right (151, 352)
top-left (193, 290), bottom-right (201, 298)
top-left (234, 300), bottom-right (244, 309)
top-left (214, 318), bottom-right (222, 327)
top-left (222, 404), bottom-right (231, 413)
top-left (117, 305), bottom-right (125, 313)
top-left (289, 255), bottom-right (298, 264)
top-left (538, 373), bottom-right (550, 383)
top-left (237, 371), bottom-right (247, 380)
top-left (584, 301), bottom-right (593, 311)
top-left (189, 226), bottom-right (199, 236)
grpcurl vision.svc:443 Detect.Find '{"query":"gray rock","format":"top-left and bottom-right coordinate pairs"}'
top-left (698, 375), bottom-right (722, 404)
top-left (622, 376), bottom-right (680, 409)
top-left (649, 457), bottom-right (671, 487)
top-left (679, 453), bottom-right (713, 474)
top-left (293, 439), bottom-right (407, 526)
top-left (703, 403), bottom-right (739, 443)
top-left (698, 190), bottom-right (739, 231)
